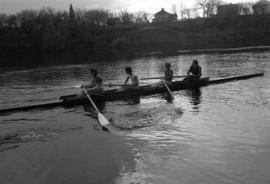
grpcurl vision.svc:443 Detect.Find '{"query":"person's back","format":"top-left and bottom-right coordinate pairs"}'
top-left (164, 63), bottom-right (173, 83)
top-left (81, 68), bottom-right (104, 94)
top-left (128, 74), bottom-right (139, 87)
top-left (93, 75), bottom-right (104, 93)
top-left (124, 67), bottom-right (139, 87)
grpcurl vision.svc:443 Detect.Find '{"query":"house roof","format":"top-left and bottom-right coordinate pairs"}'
top-left (253, 0), bottom-right (270, 7)
top-left (155, 8), bottom-right (171, 15)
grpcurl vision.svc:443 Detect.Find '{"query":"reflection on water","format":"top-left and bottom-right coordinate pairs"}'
top-left (0, 51), bottom-right (270, 184)
top-left (82, 101), bottom-right (106, 114)
top-left (185, 88), bottom-right (202, 110)
top-left (161, 93), bottom-right (174, 103)
top-left (124, 97), bottom-right (141, 105)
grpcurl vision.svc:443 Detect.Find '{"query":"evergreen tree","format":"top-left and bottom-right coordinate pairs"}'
top-left (69, 4), bottom-right (75, 21)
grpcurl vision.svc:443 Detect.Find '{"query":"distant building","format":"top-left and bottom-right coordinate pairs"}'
top-left (252, 0), bottom-right (270, 15)
top-left (152, 8), bottom-right (177, 22)
top-left (217, 4), bottom-right (241, 18)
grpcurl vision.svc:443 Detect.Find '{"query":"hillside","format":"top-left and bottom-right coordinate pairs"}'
top-left (1, 14), bottom-right (270, 56)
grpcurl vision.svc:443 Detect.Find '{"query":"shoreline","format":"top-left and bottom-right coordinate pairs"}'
top-left (1, 45), bottom-right (270, 67)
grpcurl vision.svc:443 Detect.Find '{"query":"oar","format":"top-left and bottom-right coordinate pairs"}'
top-left (104, 82), bottom-right (149, 87)
top-left (73, 84), bottom-right (124, 88)
top-left (162, 79), bottom-right (174, 100)
top-left (141, 75), bottom-right (187, 80)
top-left (82, 88), bottom-right (110, 132)
top-left (104, 83), bottom-right (126, 87)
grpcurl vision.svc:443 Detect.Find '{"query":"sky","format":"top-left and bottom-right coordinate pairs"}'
top-left (0, 0), bottom-right (256, 14)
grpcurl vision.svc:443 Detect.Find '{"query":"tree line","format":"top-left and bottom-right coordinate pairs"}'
top-left (176, 0), bottom-right (254, 20)
top-left (0, 5), bottom-right (150, 54)
top-left (0, 1), bottom-right (270, 56)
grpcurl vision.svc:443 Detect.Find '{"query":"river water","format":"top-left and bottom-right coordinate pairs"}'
top-left (0, 51), bottom-right (270, 184)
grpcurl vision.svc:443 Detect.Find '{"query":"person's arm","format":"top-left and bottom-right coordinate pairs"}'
top-left (82, 79), bottom-right (95, 88)
top-left (124, 76), bottom-right (129, 84)
top-left (133, 76), bottom-right (139, 86)
top-left (196, 66), bottom-right (202, 77)
top-left (187, 66), bottom-right (191, 75)
top-left (169, 70), bottom-right (173, 81)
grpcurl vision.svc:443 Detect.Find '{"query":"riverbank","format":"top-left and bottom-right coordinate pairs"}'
top-left (1, 13), bottom-right (270, 60)
top-left (1, 45), bottom-right (270, 67)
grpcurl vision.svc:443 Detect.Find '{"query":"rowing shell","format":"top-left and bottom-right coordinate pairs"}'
top-left (0, 73), bottom-right (264, 114)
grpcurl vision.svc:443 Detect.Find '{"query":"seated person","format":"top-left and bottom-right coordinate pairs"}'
top-left (151, 62), bottom-right (173, 87)
top-left (164, 62), bottom-right (173, 84)
top-left (81, 69), bottom-right (104, 95)
top-left (122, 67), bottom-right (139, 89)
top-left (185, 59), bottom-right (202, 80)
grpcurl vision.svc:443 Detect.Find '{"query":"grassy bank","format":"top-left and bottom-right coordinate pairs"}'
top-left (1, 12), bottom-right (270, 57)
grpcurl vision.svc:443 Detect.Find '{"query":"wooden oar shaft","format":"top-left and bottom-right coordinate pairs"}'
top-left (162, 79), bottom-right (174, 99)
top-left (174, 75), bottom-right (188, 78)
top-left (105, 82), bottom-right (149, 87)
top-left (104, 84), bottom-right (125, 87)
top-left (82, 88), bottom-right (110, 132)
top-left (141, 75), bottom-right (187, 80)
top-left (82, 88), bottom-right (100, 113)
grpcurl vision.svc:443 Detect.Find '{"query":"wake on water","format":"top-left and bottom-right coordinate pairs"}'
top-left (107, 102), bottom-right (183, 130)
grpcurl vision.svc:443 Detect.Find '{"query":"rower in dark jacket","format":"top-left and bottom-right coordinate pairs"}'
top-left (186, 59), bottom-right (202, 79)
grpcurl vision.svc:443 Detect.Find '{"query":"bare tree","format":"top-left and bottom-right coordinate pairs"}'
top-left (182, 8), bottom-right (192, 19)
top-left (171, 4), bottom-right (177, 14)
top-left (239, 2), bottom-right (254, 15)
top-left (192, 6), bottom-right (201, 18)
top-left (134, 11), bottom-right (149, 24)
top-left (38, 7), bottom-right (56, 26)
top-left (81, 9), bottom-right (110, 26)
top-left (7, 15), bottom-right (19, 28)
top-left (118, 10), bottom-right (134, 24)
top-left (0, 13), bottom-right (8, 27)
top-left (196, 0), bottom-right (223, 17)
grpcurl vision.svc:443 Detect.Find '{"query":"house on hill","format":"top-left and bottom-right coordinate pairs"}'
top-left (152, 8), bottom-right (177, 22)
top-left (252, 0), bottom-right (270, 15)
top-left (217, 4), bottom-right (241, 18)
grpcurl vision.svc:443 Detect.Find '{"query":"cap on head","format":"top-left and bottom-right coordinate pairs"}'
top-left (125, 67), bottom-right (132, 74)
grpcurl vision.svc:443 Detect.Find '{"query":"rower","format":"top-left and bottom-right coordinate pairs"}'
top-left (150, 62), bottom-right (173, 87)
top-left (81, 68), bottom-right (104, 94)
top-left (123, 67), bottom-right (139, 88)
top-left (164, 62), bottom-right (173, 84)
top-left (185, 59), bottom-right (202, 80)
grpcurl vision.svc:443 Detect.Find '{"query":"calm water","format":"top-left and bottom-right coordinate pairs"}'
top-left (0, 51), bottom-right (270, 184)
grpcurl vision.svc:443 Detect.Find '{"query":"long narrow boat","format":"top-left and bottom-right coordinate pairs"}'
top-left (0, 73), bottom-right (264, 114)
top-left (60, 77), bottom-right (210, 104)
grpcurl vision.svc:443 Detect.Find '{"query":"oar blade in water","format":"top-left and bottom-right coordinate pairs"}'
top-left (98, 112), bottom-right (110, 126)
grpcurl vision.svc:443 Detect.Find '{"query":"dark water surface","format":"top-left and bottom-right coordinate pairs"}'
top-left (0, 51), bottom-right (270, 184)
